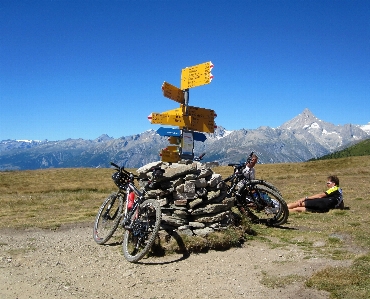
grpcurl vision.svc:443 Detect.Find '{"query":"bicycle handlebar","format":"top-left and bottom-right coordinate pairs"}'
top-left (110, 162), bottom-right (120, 169)
top-left (227, 163), bottom-right (242, 167)
top-left (110, 162), bottom-right (138, 179)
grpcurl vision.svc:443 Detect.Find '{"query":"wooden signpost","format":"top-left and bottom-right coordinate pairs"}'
top-left (148, 61), bottom-right (216, 162)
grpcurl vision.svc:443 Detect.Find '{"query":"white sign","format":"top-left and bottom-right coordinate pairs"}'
top-left (181, 131), bottom-right (194, 156)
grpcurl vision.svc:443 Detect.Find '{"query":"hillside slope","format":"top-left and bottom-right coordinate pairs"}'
top-left (310, 138), bottom-right (370, 161)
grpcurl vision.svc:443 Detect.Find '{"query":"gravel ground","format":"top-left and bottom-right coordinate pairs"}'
top-left (0, 222), bottom-right (349, 299)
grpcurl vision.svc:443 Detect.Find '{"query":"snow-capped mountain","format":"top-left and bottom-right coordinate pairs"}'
top-left (360, 122), bottom-right (370, 134)
top-left (0, 109), bottom-right (369, 170)
top-left (279, 108), bottom-right (367, 153)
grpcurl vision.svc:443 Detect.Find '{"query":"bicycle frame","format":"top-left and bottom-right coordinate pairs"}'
top-left (122, 182), bottom-right (145, 223)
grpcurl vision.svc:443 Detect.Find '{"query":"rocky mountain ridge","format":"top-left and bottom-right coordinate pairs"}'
top-left (1, 109), bottom-right (369, 170)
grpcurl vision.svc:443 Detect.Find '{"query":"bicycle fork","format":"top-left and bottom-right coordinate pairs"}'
top-left (102, 197), bottom-right (117, 221)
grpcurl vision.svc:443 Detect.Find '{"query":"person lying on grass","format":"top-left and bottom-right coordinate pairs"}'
top-left (288, 175), bottom-right (343, 213)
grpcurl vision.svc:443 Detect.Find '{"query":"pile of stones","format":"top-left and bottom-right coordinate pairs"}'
top-left (136, 160), bottom-right (236, 237)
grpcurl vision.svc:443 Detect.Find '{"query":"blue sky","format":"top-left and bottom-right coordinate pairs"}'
top-left (1, 0), bottom-right (369, 141)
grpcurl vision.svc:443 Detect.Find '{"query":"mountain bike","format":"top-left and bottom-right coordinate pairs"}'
top-left (93, 162), bottom-right (162, 262)
top-left (222, 153), bottom-right (289, 226)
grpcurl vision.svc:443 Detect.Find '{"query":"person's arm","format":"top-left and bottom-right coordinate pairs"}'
top-left (306, 192), bottom-right (327, 200)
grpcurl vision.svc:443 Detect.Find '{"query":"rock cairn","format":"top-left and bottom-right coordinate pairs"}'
top-left (136, 161), bottom-right (235, 237)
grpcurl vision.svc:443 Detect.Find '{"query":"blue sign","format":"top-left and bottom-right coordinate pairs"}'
top-left (156, 127), bottom-right (181, 137)
top-left (156, 127), bottom-right (207, 142)
top-left (193, 132), bottom-right (207, 142)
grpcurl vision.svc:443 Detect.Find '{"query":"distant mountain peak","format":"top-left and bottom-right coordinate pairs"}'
top-left (301, 108), bottom-right (315, 119)
top-left (94, 134), bottom-right (113, 142)
top-left (205, 126), bottom-right (233, 141)
top-left (279, 108), bottom-right (320, 130)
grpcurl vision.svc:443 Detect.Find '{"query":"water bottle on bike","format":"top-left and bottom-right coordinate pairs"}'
top-left (127, 191), bottom-right (135, 210)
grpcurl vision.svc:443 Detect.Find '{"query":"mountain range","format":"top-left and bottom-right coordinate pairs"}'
top-left (1, 108), bottom-right (369, 170)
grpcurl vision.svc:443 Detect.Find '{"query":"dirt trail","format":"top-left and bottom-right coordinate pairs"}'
top-left (0, 222), bottom-right (347, 299)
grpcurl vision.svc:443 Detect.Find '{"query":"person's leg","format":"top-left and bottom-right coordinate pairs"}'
top-left (287, 201), bottom-right (300, 209)
top-left (289, 206), bottom-right (306, 212)
top-left (288, 198), bottom-right (312, 212)
top-left (304, 198), bottom-right (329, 213)
top-left (288, 200), bottom-right (306, 212)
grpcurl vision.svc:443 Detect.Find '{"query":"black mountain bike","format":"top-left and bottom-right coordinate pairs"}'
top-left (223, 153), bottom-right (289, 226)
top-left (93, 162), bottom-right (162, 262)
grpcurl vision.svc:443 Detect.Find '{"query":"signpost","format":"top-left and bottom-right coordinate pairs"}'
top-left (181, 61), bottom-right (214, 90)
top-left (185, 106), bottom-right (216, 133)
top-left (156, 127), bottom-right (181, 137)
top-left (148, 106), bottom-right (190, 127)
top-left (148, 105), bottom-right (216, 133)
top-left (160, 146), bottom-right (180, 163)
top-left (162, 82), bottom-right (185, 104)
top-left (149, 61), bottom-right (215, 162)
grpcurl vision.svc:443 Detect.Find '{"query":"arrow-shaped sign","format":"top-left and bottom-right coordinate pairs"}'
top-left (162, 82), bottom-right (185, 104)
top-left (156, 127), bottom-right (181, 137)
top-left (148, 104), bottom-right (216, 133)
top-left (148, 106), bottom-right (190, 127)
top-left (181, 61), bottom-right (214, 90)
top-left (156, 127), bottom-right (207, 142)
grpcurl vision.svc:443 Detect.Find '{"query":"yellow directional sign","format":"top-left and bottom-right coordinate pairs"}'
top-left (181, 61), bottom-right (214, 90)
top-left (160, 146), bottom-right (180, 163)
top-left (148, 106), bottom-right (191, 127)
top-left (168, 136), bottom-right (181, 144)
top-left (162, 82), bottom-right (184, 104)
top-left (185, 106), bottom-right (216, 133)
top-left (149, 105), bottom-right (216, 133)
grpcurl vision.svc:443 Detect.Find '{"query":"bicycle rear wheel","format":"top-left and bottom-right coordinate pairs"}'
top-left (122, 199), bottom-right (162, 263)
top-left (243, 184), bottom-right (289, 226)
top-left (93, 193), bottom-right (124, 245)
top-left (250, 179), bottom-right (282, 196)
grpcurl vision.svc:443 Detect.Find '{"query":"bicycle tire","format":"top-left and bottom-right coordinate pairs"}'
top-left (250, 179), bottom-right (282, 196)
top-left (249, 184), bottom-right (289, 226)
top-left (122, 199), bottom-right (162, 263)
top-left (93, 193), bottom-right (124, 245)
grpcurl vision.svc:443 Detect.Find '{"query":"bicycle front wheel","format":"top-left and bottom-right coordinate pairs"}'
top-left (122, 199), bottom-right (162, 263)
top-left (93, 193), bottom-right (124, 245)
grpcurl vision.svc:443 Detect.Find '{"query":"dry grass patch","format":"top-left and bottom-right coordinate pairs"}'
top-left (0, 167), bottom-right (137, 229)
top-left (260, 272), bottom-right (306, 288)
top-left (1, 157), bottom-right (369, 296)
top-left (306, 253), bottom-right (370, 299)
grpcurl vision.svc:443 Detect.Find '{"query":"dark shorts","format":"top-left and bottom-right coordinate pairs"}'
top-left (304, 197), bottom-right (339, 213)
